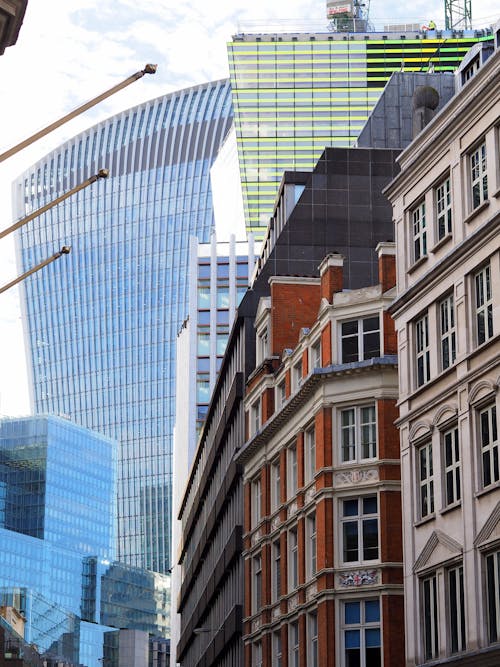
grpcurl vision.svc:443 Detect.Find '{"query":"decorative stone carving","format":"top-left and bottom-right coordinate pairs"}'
top-left (271, 515), bottom-right (281, 531)
top-left (272, 605), bottom-right (281, 619)
top-left (305, 486), bottom-right (316, 503)
top-left (289, 500), bottom-right (298, 515)
top-left (334, 469), bottom-right (378, 486)
top-left (288, 594), bottom-right (299, 611)
top-left (306, 582), bottom-right (317, 600)
top-left (339, 570), bottom-right (378, 587)
top-left (251, 528), bottom-right (262, 546)
top-left (252, 617), bottom-right (261, 632)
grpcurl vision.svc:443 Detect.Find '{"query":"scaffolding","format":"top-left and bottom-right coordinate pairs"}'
top-left (445, 0), bottom-right (472, 30)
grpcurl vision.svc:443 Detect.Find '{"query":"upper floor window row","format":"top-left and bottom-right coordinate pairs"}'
top-left (341, 315), bottom-right (380, 364)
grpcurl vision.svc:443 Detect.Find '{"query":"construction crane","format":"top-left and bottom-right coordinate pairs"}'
top-left (445, 0), bottom-right (472, 30)
top-left (326, 0), bottom-right (372, 32)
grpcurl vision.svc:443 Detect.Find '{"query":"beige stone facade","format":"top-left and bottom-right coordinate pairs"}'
top-left (386, 32), bottom-right (500, 667)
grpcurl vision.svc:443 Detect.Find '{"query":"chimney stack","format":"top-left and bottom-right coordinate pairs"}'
top-left (376, 242), bottom-right (396, 292)
top-left (319, 253), bottom-right (344, 302)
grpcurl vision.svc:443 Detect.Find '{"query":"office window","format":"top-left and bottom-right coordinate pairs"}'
top-left (252, 477), bottom-right (262, 526)
top-left (423, 574), bottom-right (439, 660)
top-left (449, 565), bottom-right (466, 653)
top-left (416, 313), bottom-right (430, 387)
top-left (341, 316), bottom-right (380, 363)
top-left (436, 176), bottom-right (452, 240)
top-left (311, 339), bottom-right (321, 368)
top-left (443, 427), bottom-right (461, 506)
top-left (272, 539), bottom-right (281, 602)
top-left (419, 442), bottom-right (434, 519)
top-left (475, 264), bottom-right (493, 345)
top-left (304, 425), bottom-right (316, 483)
top-left (343, 599), bottom-right (381, 667)
top-left (273, 632), bottom-right (283, 667)
top-left (342, 496), bottom-right (378, 563)
top-left (251, 399), bottom-right (261, 435)
top-left (480, 404), bottom-right (499, 488)
top-left (308, 612), bottom-right (319, 667)
top-left (412, 201), bottom-right (427, 262)
top-left (289, 621), bottom-right (299, 667)
top-left (306, 512), bottom-right (317, 579)
top-left (271, 458), bottom-right (281, 511)
top-left (470, 141), bottom-right (488, 209)
top-left (486, 550), bottom-right (500, 644)
top-left (340, 405), bottom-right (377, 463)
top-left (288, 527), bottom-right (298, 590)
top-left (288, 444), bottom-right (298, 497)
top-left (253, 554), bottom-right (262, 613)
top-left (440, 294), bottom-right (456, 370)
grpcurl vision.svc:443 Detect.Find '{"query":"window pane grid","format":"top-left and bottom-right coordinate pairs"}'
top-left (416, 314), bottom-right (430, 386)
top-left (440, 294), bottom-right (456, 370)
top-left (342, 496), bottom-right (379, 563)
top-left (475, 265), bottom-right (493, 345)
top-left (412, 201), bottom-right (427, 261)
top-left (481, 405), bottom-right (499, 488)
top-left (444, 427), bottom-right (461, 506)
top-left (419, 442), bottom-right (434, 518)
top-left (436, 177), bottom-right (452, 239)
top-left (470, 142), bottom-right (488, 209)
top-left (341, 405), bottom-right (377, 463)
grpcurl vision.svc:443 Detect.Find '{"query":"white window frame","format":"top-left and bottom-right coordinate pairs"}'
top-left (252, 640), bottom-right (262, 667)
top-left (418, 442), bottom-right (434, 519)
top-left (416, 313), bottom-right (430, 387)
top-left (272, 539), bottom-right (281, 603)
top-left (252, 476), bottom-right (262, 526)
top-left (435, 176), bottom-right (452, 240)
top-left (289, 621), bottom-right (299, 667)
top-left (252, 553), bottom-right (262, 614)
top-left (340, 404), bottom-right (377, 464)
top-left (251, 399), bottom-right (261, 435)
top-left (486, 550), bottom-right (500, 644)
top-left (293, 359), bottom-right (303, 391)
top-left (308, 611), bottom-right (319, 667)
top-left (288, 444), bottom-right (298, 497)
top-left (306, 511), bottom-right (317, 580)
top-left (439, 294), bottom-right (456, 371)
top-left (341, 496), bottom-right (379, 564)
top-left (412, 200), bottom-right (427, 262)
top-left (470, 141), bottom-right (488, 209)
top-left (288, 526), bottom-right (298, 590)
top-left (270, 458), bottom-right (281, 511)
top-left (257, 327), bottom-right (269, 364)
top-left (304, 424), bottom-right (316, 483)
top-left (273, 631), bottom-right (283, 667)
top-left (342, 598), bottom-right (381, 667)
top-left (311, 338), bottom-right (322, 369)
top-left (448, 564), bottom-right (466, 654)
top-left (443, 426), bottom-right (461, 507)
top-left (422, 573), bottom-right (439, 660)
top-left (276, 378), bottom-right (286, 410)
top-left (340, 315), bottom-right (380, 364)
top-left (480, 404), bottom-right (499, 488)
top-left (475, 264), bottom-right (493, 346)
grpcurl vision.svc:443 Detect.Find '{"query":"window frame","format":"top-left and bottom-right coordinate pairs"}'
top-left (272, 631), bottom-right (283, 667)
top-left (341, 598), bottom-right (381, 667)
top-left (418, 441), bottom-right (434, 519)
top-left (271, 538), bottom-right (281, 603)
top-left (480, 403), bottom-right (499, 489)
top-left (311, 338), bottom-right (322, 369)
top-left (251, 398), bottom-right (261, 436)
top-left (252, 476), bottom-right (262, 527)
top-left (439, 293), bottom-right (456, 371)
top-left (474, 264), bottom-right (493, 346)
top-left (411, 200), bottom-right (427, 263)
top-left (287, 443), bottom-right (298, 497)
top-left (340, 315), bottom-right (381, 364)
top-left (448, 564), bottom-right (466, 654)
top-left (293, 359), bottom-right (303, 391)
top-left (340, 404), bottom-right (377, 464)
top-left (308, 611), bottom-right (319, 667)
top-left (435, 175), bottom-right (452, 241)
top-left (289, 620), bottom-right (299, 667)
top-left (415, 312), bottom-right (431, 387)
top-left (306, 511), bottom-right (317, 580)
top-left (270, 458), bottom-right (281, 511)
top-left (288, 526), bottom-right (299, 590)
top-left (341, 495), bottom-right (379, 565)
top-left (252, 553), bottom-right (262, 614)
top-left (469, 140), bottom-right (488, 210)
top-left (485, 549), bottom-right (500, 644)
top-left (422, 573), bottom-right (439, 661)
top-left (304, 424), bottom-right (316, 484)
top-left (443, 426), bottom-right (461, 507)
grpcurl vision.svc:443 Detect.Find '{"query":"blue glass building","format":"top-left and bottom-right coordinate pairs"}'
top-left (14, 79), bottom-right (233, 573)
top-left (0, 416), bottom-right (170, 666)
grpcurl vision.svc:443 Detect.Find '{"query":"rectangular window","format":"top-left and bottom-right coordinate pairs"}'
top-left (416, 313), bottom-right (431, 387)
top-left (252, 477), bottom-right (262, 526)
top-left (341, 316), bottom-right (380, 363)
top-left (470, 142), bottom-right (488, 209)
top-left (251, 399), bottom-right (261, 435)
top-left (412, 201), bottom-right (427, 262)
top-left (271, 458), bottom-right (281, 511)
top-left (289, 527), bottom-right (298, 590)
top-left (486, 551), bottom-right (500, 644)
top-left (444, 427), bottom-right (461, 506)
top-left (273, 632), bottom-right (282, 667)
top-left (258, 328), bottom-right (269, 362)
top-left (423, 574), bottom-right (439, 660)
top-left (289, 621), bottom-right (299, 667)
top-left (440, 294), bottom-right (456, 370)
top-left (308, 612), bottom-right (319, 667)
top-left (475, 264), bottom-right (493, 345)
top-left (340, 405), bottom-right (377, 463)
top-left (480, 404), bottom-right (499, 488)
top-left (276, 379), bottom-right (286, 409)
top-left (272, 539), bottom-right (281, 602)
top-left (436, 177), bottom-right (452, 240)
top-left (252, 641), bottom-right (262, 667)
top-left (304, 425), bottom-right (316, 483)
top-left (293, 360), bottom-right (303, 390)
top-left (419, 442), bottom-right (434, 518)
top-left (311, 339), bottom-right (321, 368)
top-left (288, 444), bottom-right (298, 497)
top-left (449, 565), bottom-right (466, 653)
top-left (343, 599), bottom-right (381, 667)
top-left (342, 496), bottom-right (379, 563)
top-left (253, 554), bottom-right (262, 613)
top-left (306, 512), bottom-right (317, 579)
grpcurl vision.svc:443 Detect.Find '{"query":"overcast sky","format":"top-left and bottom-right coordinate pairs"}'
top-left (0, 0), bottom-right (498, 416)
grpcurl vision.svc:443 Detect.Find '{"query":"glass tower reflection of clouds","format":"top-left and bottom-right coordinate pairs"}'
top-left (15, 79), bottom-right (233, 574)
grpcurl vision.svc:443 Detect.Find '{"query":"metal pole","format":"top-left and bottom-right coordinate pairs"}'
top-left (0, 64), bottom-right (157, 163)
top-left (0, 246), bottom-right (71, 294)
top-left (0, 169), bottom-right (109, 240)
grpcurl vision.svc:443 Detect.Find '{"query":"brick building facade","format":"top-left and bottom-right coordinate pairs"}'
top-left (238, 246), bottom-right (404, 667)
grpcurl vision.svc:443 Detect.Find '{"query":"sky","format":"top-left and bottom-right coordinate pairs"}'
top-left (0, 0), bottom-right (498, 416)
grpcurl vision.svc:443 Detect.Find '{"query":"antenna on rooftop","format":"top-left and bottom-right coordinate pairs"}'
top-left (444, 0), bottom-right (472, 30)
top-left (326, 0), bottom-right (372, 32)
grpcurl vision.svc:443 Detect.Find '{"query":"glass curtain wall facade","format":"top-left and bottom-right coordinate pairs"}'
top-left (227, 31), bottom-right (492, 233)
top-left (14, 80), bottom-right (233, 574)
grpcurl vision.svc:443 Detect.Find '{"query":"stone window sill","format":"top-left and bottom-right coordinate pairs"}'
top-left (463, 199), bottom-right (489, 224)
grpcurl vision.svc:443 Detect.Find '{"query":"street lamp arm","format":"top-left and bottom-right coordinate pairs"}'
top-left (0, 169), bottom-right (109, 240)
top-left (0, 246), bottom-right (71, 294)
top-left (0, 64), bottom-right (157, 163)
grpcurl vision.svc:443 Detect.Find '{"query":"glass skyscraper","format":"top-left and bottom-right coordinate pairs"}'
top-left (14, 79), bottom-right (233, 574)
top-left (227, 30), bottom-right (493, 232)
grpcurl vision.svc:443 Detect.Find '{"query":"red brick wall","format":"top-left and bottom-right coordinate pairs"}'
top-left (318, 599), bottom-right (335, 667)
top-left (244, 557), bottom-right (252, 618)
top-left (321, 321), bottom-right (332, 366)
top-left (315, 409), bottom-right (333, 487)
top-left (261, 465), bottom-right (269, 518)
top-left (244, 481), bottom-right (252, 534)
top-left (270, 282), bottom-right (321, 356)
top-left (380, 489), bottom-right (403, 562)
top-left (262, 387), bottom-right (275, 423)
top-left (382, 595), bottom-right (405, 667)
top-left (316, 497), bottom-right (334, 572)
top-left (379, 253), bottom-right (396, 293)
top-left (297, 431), bottom-right (304, 489)
top-left (321, 264), bottom-right (343, 301)
top-left (377, 399), bottom-right (399, 460)
top-left (383, 310), bottom-right (397, 355)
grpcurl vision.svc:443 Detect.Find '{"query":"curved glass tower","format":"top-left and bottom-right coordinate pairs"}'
top-left (14, 79), bottom-right (233, 573)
